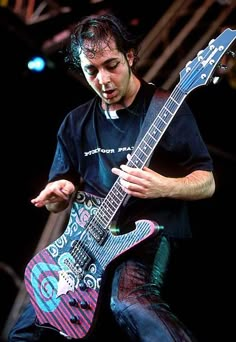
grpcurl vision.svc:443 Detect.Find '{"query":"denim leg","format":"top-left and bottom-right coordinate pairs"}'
top-left (8, 302), bottom-right (44, 342)
top-left (8, 301), bottom-right (68, 342)
top-left (110, 235), bottom-right (197, 342)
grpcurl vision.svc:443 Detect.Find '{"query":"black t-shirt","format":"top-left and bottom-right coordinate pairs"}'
top-left (49, 80), bottom-right (213, 238)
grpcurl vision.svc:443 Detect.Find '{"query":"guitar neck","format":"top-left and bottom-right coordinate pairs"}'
top-left (92, 84), bottom-right (187, 230)
top-left (128, 85), bottom-right (187, 169)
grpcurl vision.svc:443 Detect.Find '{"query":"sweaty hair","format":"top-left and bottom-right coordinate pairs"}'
top-left (65, 13), bottom-right (140, 72)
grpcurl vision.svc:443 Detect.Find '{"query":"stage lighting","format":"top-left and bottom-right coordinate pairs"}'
top-left (27, 56), bottom-right (46, 72)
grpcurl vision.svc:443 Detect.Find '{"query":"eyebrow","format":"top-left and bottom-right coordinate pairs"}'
top-left (84, 57), bottom-right (119, 69)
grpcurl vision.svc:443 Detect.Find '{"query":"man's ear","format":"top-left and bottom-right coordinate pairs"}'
top-left (126, 49), bottom-right (134, 67)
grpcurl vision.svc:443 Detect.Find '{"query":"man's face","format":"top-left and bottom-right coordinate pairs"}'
top-left (80, 38), bottom-right (134, 107)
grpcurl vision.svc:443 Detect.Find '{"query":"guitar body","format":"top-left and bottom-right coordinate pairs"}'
top-left (24, 191), bottom-right (159, 339)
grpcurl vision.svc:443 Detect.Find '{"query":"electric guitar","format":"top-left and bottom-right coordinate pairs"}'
top-left (24, 28), bottom-right (236, 339)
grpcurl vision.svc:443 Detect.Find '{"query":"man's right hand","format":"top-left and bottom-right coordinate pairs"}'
top-left (31, 179), bottom-right (75, 212)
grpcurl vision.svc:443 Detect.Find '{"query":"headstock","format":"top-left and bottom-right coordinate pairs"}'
top-left (179, 28), bottom-right (236, 94)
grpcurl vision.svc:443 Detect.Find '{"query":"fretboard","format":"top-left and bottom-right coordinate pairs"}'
top-left (91, 85), bottom-right (187, 230)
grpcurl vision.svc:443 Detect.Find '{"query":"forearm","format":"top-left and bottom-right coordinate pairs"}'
top-left (166, 170), bottom-right (215, 200)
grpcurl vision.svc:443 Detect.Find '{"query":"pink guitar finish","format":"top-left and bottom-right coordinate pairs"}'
top-left (24, 191), bottom-right (159, 339)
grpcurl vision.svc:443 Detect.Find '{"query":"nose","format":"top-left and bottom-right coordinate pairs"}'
top-left (97, 69), bottom-right (110, 85)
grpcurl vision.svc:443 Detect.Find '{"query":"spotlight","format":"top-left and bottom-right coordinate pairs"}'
top-left (27, 56), bottom-right (46, 72)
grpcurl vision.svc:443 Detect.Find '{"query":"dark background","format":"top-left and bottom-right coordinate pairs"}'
top-left (0, 1), bottom-right (235, 341)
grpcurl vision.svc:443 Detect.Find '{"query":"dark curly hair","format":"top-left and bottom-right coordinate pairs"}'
top-left (65, 13), bottom-right (140, 72)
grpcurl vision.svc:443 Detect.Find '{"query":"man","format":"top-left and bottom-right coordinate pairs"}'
top-left (9, 13), bottom-right (215, 341)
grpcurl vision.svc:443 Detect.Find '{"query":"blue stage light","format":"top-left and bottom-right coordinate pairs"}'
top-left (27, 56), bottom-right (46, 72)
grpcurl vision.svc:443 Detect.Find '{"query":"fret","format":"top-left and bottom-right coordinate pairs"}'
top-left (97, 205), bottom-right (113, 218)
top-left (169, 96), bottom-right (179, 105)
top-left (154, 120), bottom-right (166, 132)
top-left (103, 196), bottom-right (119, 211)
top-left (132, 154), bottom-right (143, 165)
top-left (94, 216), bottom-right (107, 228)
top-left (165, 101), bottom-right (178, 113)
top-left (134, 146), bottom-right (149, 161)
top-left (147, 131), bottom-right (158, 143)
top-left (109, 188), bottom-right (124, 202)
top-left (162, 106), bottom-right (172, 114)
top-left (159, 109), bottom-right (173, 122)
top-left (158, 116), bottom-right (167, 124)
top-left (139, 140), bottom-right (152, 153)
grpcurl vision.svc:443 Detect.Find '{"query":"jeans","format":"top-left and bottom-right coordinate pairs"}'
top-left (8, 234), bottom-right (197, 341)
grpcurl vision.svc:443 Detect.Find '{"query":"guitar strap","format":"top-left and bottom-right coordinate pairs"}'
top-left (122, 88), bottom-right (167, 207)
top-left (133, 87), bottom-right (167, 166)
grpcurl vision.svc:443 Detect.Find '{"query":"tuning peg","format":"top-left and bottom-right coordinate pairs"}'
top-left (227, 50), bottom-right (236, 58)
top-left (185, 61), bottom-right (192, 67)
top-left (208, 39), bottom-right (215, 45)
top-left (185, 61), bottom-right (192, 72)
top-left (218, 63), bottom-right (228, 70)
top-left (197, 50), bottom-right (203, 55)
top-left (212, 76), bottom-right (220, 84)
top-left (208, 39), bottom-right (215, 50)
top-left (197, 51), bottom-right (204, 61)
